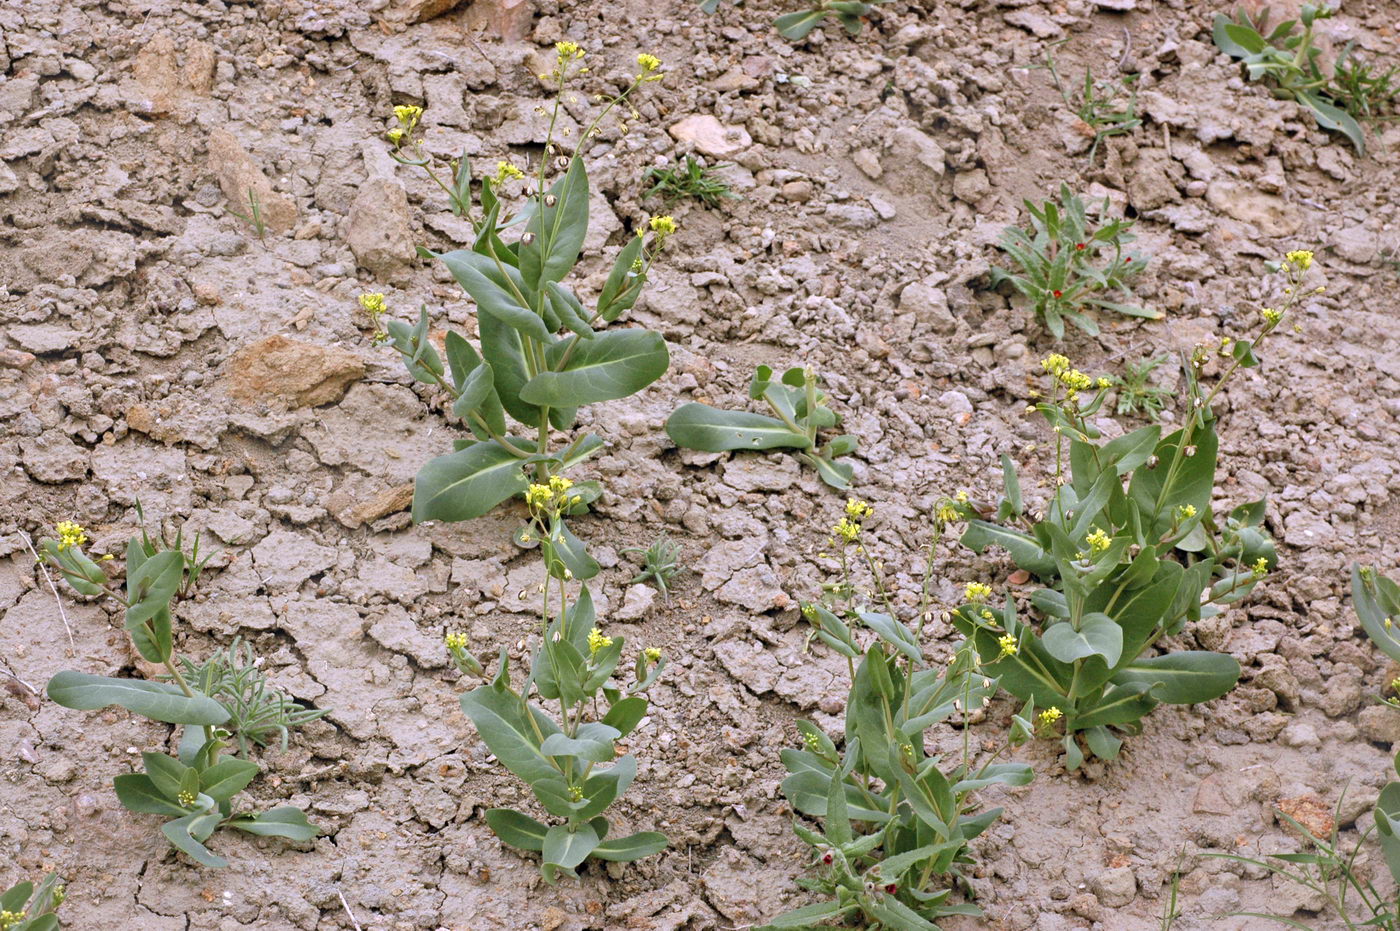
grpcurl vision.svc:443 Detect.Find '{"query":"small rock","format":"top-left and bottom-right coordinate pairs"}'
top-left (888, 126), bottom-right (946, 178)
top-left (346, 179), bottom-right (415, 277)
top-left (899, 281), bottom-right (957, 335)
top-left (1280, 720), bottom-right (1320, 747)
top-left (852, 148), bottom-right (882, 179)
top-left (132, 32), bottom-right (182, 115)
top-left (343, 483), bottom-right (415, 528)
top-left (1090, 0), bottom-right (1135, 8)
top-left (385, 0), bottom-right (468, 23)
top-left (250, 530), bottom-right (337, 591)
top-left (224, 335), bottom-right (365, 409)
top-left (952, 168), bottom-right (991, 204)
top-left (207, 129), bottom-right (297, 233)
top-left (1090, 866), bottom-right (1136, 908)
top-left (20, 432), bottom-right (88, 483)
top-left (1277, 794), bottom-right (1334, 840)
top-left (461, 0), bottom-right (534, 40)
top-left (1359, 704), bottom-right (1400, 745)
top-left (669, 115), bottom-right (752, 158)
top-left (616, 584), bottom-right (657, 622)
top-left (368, 605), bottom-right (447, 668)
top-left (1332, 225), bottom-right (1378, 264)
top-left (779, 180), bottom-right (813, 202)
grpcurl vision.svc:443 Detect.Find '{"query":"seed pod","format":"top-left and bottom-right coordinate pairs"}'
top-left (1146, 455), bottom-right (1160, 469)
top-left (1184, 445), bottom-right (1197, 457)
top-left (521, 232), bottom-right (536, 245)
top-left (544, 194), bottom-right (557, 207)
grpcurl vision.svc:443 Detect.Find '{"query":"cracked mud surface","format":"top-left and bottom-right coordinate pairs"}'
top-left (2, 0), bottom-right (1400, 927)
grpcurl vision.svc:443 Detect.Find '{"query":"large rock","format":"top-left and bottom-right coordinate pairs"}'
top-left (224, 335), bottom-right (365, 409)
top-left (207, 129), bottom-right (297, 233)
top-left (346, 179), bottom-right (415, 277)
top-left (669, 115), bottom-right (752, 158)
top-left (19, 432), bottom-right (87, 483)
top-left (1206, 180), bottom-right (1302, 237)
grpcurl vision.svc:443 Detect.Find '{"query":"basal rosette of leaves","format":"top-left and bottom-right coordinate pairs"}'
top-left (666, 364), bottom-right (859, 489)
top-left (40, 517), bottom-right (320, 868)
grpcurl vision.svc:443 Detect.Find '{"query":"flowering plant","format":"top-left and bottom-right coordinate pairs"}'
top-left (380, 45), bottom-right (673, 880)
top-left (40, 517), bottom-right (319, 867)
top-left (991, 183), bottom-right (1158, 338)
top-left (762, 501), bottom-right (1033, 928)
top-left (949, 254), bottom-right (1313, 767)
top-left (0, 874), bottom-right (64, 931)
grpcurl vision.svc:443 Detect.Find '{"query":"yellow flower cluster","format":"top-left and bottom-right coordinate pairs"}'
top-left (832, 518), bottom-right (861, 543)
top-left (1175, 504), bottom-right (1196, 521)
top-left (1261, 306), bottom-right (1283, 326)
top-left (493, 160), bottom-right (524, 184)
top-left (0, 909), bottom-right (26, 930)
top-left (393, 105), bottom-right (423, 132)
top-left (997, 633), bottom-right (1018, 658)
top-left (358, 293), bottom-right (388, 344)
top-left (649, 215), bottom-right (677, 245)
top-left (845, 498), bottom-right (874, 520)
top-left (445, 631), bottom-right (469, 650)
top-left (1084, 527), bottom-right (1112, 554)
top-left (802, 730), bottom-right (822, 751)
top-left (964, 582), bottom-right (992, 604)
top-left (526, 475), bottom-right (578, 516)
top-left (643, 647), bottom-right (662, 664)
top-left (568, 784), bottom-right (584, 802)
top-left (1038, 707), bottom-right (1062, 728)
top-left (56, 520), bottom-right (87, 552)
top-left (177, 790), bottom-right (198, 807)
top-left (1039, 354), bottom-right (1097, 399)
top-left (638, 53), bottom-right (661, 73)
top-left (588, 627), bottom-right (612, 655)
top-left (1252, 556), bottom-right (1269, 577)
top-left (936, 499), bottom-right (960, 523)
top-left (1284, 249), bottom-right (1313, 271)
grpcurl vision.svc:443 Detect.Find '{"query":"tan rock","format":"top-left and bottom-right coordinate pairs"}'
top-left (669, 115), bottom-right (752, 158)
top-left (348, 483), bottom-right (415, 527)
top-left (132, 32), bottom-right (181, 115)
top-left (1277, 794), bottom-right (1335, 840)
top-left (207, 129), bottom-right (298, 233)
top-left (1206, 180), bottom-right (1302, 238)
top-left (386, 0), bottom-right (467, 23)
top-left (182, 40), bottom-right (217, 95)
top-left (346, 179), bottom-right (415, 277)
top-left (225, 335), bottom-right (365, 409)
top-left (462, 0), bottom-right (534, 41)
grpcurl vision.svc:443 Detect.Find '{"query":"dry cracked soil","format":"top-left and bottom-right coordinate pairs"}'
top-left (2, 0), bottom-right (1400, 928)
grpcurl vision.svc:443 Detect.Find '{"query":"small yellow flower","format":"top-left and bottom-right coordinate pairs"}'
top-left (358, 292), bottom-right (386, 315)
top-left (955, 491), bottom-right (969, 503)
top-left (588, 627), bottom-right (613, 655)
top-left (549, 475), bottom-right (573, 495)
top-left (1284, 249), bottom-right (1313, 271)
top-left (393, 105), bottom-right (423, 130)
top-left (964, 582), bottom-right (992, 604)
top-left (1390, 677), bottom-right (1400, 694)
top-left (493, 160), bottom-right (524, 184)
top-left (997, 633), bottom-right (1018, 658)
top-left (802, 730), bottom-right (821, 751)
top-left (526, 483), bottom-right (553, 511)
top-left (177, 790), bottom-right (198, 807)
top-left (1261, 307), bottom-right (1283, 326)
top-left (1085, 527), bottom-right (1112, 554)
top-left (0, 909), bottom-right (26, 929)
top-left (845, 498), bottom-right (873, 520)
top-left (638, 53), bottom-right (662, 73)
top-left (568, 784), bottom-right (584, 802)
top-left (1040, 353), bottom-right (1070, 375)
top-left (832, 518), bottom-right (861, 543)
top-left (936, 500), bottom-right (960, 523)
top-left (1252, 556), bottom-right (1269, 577)
top-left (445, 631), bottom-right (469, 650)
top-left (1038, 707), bottom-right (1062, 727)
top-left (1175, 504), bottom-right (1197, 521)
top-left (643, 647), bottom-right (662, 664)
top-left (56, 521), bottom-right (87, 552)
top-left (649, 216), bottom-right (677, 246)
top-left (386, 128), bottom-right (404, 146)
top-left (1095, 377), bottom-right (1110, 389)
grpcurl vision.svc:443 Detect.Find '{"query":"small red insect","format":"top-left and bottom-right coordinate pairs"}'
top-left (1075, 242), bottom-right (1086, 250)
top-left (1052, 289), bottom-right (1063, 298)
top-left (821, 851), bottom-right (834, 865)
top-left (884, 883), bottom-right (898, 894)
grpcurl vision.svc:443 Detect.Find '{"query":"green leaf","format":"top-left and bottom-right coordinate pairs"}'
top-left (757, 901), bottom-right (858, 929)
top-left (162, 814), bottom-right (229, 868)
top-left (1110, 651), bottom-right (1240, 704)
top-left (411, 439), bottom-right (528, 523)
top-left (521, 330), bottom-right (669, 407)
top-left (545, 281), bottom-right (595, 338)
top-left (433, 249), bottom-right (551, 342)
top-left (961, 521), bottom-right (1057, 578)
top-left (803, 452), bottom-right (855, 489)
top-left (1042, 613), bottom-right (1122, 667)
top-left (1375, 783), bottom-right (1400, 884)
top-left (596, 236), bottom-right (645, 322)
top-left (114, 773), bottom-right (188, 815)
top-left (450, 150), bottom-right (472, 215)
top-left (1223, 22), bottom-right (1266, 54)
top-left (858, 612), bottom-right (923, 665)
top-left (143, 751), bottom-right (191, 800)
top-left (124, 550), bottom-right (183, 628)
top-left (485, 808), bottom-right (548, 851)
top-left (541, 822), bottom-right (600, 884)
top-left (459, 684), bottom-right (562, 784)
top-left (46, 671), bottom-right (230, 726)
top-left (540, 722), bottom-right (621, 764)
top-left (520, 158), bottom-right (589, 290)
top-left (199, 758), bottom-right (260, 803)
top-left (574, 754), bottom-right (638, 821)
top-left (1355, 565), bottom-right (1400, 664)
top-left (601, 695), bottom-right (648, 737)
top-left (666, 403), bottom-right (810, 452)
top-left (775, 8), bottom-right (826, 40)
top-left (1297, 89), bottom-right (1366, 155)
top-left (542, 518), bottom-right (600, 582)
top-left (226, 806), bottom-right (319, 841)
top-left (479, 311), bottom-right (542, 427)
top-left (591, 831), bottom-right (668, 862)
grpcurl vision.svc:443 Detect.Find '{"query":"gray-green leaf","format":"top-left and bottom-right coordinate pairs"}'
top-left (665, 403), bottom-right (811, 452)
top-left (46, 671), bottom-right (230, 725)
